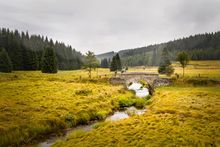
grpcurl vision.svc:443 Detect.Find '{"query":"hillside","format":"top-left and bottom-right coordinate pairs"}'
top-left (96, 32), bottom-right (220, 66)
top-left (96, 51), bottom-right (115, 61)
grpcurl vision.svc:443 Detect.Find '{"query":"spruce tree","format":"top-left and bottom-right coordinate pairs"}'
top-left (115, 53), bottom-right (122, 70)
top-left (0, 47), bottom-right (12, 72)
top-left (41, 47), bottom-right (57, 73)
top-left (110, 56), bottom-right (117, 71)
top-left (158, 48), bottom-right (174, 76)
top-left (110, 53), bottom-right (122, 72)
top-left (23, 48), bottom-right (38, 70)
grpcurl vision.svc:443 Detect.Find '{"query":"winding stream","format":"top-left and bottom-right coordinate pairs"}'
top-left (39, 82), bottom-right (148, 147)
top-left (128, 82), bottom-right (149, 97)
top-left (39, 107), bottom-right (146, 147)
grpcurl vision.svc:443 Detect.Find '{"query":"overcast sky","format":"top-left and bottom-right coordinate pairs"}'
top-left (0, 0), bottom-right (220, 54)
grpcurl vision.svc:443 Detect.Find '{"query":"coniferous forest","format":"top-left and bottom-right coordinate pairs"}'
top-left (0, 28), bottom-right (82, 71)
top-left (97, 32), bottom-right (220, 66)
top-left (1, 27), bottom-right (220, 72)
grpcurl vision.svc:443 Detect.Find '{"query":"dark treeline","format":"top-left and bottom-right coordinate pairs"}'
top-left (100, 58), bottom-right (110, 68)
top-left (97, 32), bottom-right (220, 67)
top-left (0, 28), bottom-right (83, 70)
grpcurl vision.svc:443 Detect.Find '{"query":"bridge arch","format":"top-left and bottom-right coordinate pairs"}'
top-left (109, 72), bottom-right (171, 95)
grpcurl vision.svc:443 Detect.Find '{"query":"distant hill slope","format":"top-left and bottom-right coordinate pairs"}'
top-left (96, 51), bottom-right (115, 61)
top-left (97, 32), bottom-right (220, 66)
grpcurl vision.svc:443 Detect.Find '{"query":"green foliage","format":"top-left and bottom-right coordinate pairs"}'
top-left (96, 111), bottom-right (108, 120)
top-left (177, 51), bottom-right (189, 68)
top-left (177, 51), bottom-right (189, 77)
top-left (22, 48), bottom-right (38, 70)
top-left (118, 97), bottom-right (134, 108)
top-left (133, 98), bottom-right (147, 109)
top-left (110, 53), bottom-right (122, 72)
top-left (77, 112), bottom-right (90, 124)
top-left (64, 114), bottom-right (77, 127)
top-left (83, 51), bottom-right (99, 78)
top-left (158, 48), bottom-right (174, 76)
top-left (119, 96), bottom-right (148, 109)
top-left (145, 95), bottom-right (151, 100)
top-left (0, 47), bottom-right (12, 72)
top-left (41, 47), bottom-right (58, 73)
top-left (139, 80), bottom-right (148, 88)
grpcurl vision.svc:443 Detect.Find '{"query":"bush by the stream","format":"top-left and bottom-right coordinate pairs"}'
top-left (134, 99), bottom-right (147, 109)
top-left (119, 96), bottom-right (150, 109)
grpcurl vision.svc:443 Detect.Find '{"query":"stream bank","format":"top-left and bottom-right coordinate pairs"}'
top-left (39, 82), bottom-right (149, 147)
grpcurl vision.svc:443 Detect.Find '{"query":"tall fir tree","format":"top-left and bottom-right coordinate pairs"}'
top-left (0, 47), bottom-right (12, 72)
top-left (110, 56), bottom-right (117, 71)
top-left (22, 48), bottom-right (38, 70)
top-left (115, 53), bottom-right (122, 70)
top-left (110, 53), bottom-right (122, 72)
top-left (158, 48), bottom-right (174, 76)
top-left (41, 47), bottom-right (58, 73)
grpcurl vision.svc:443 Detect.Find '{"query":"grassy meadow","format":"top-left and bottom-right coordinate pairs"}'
top-left (0, 69), bottom-right (138, 146)
top-left (0, 60), bottom-right (220, 146)
top-left (53, 86), bottom-right (220, 146)
top-left (130, 60), bottom-right (220, 78)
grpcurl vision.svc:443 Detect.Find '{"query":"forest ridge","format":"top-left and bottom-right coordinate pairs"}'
top-left (1, 27), bottom-right (220, 71)
top-left (97, 32), bottom-right (220, 66)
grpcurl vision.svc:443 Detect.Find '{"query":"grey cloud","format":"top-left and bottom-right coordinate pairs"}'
top-left (0, 0), bottom-right (219, 54)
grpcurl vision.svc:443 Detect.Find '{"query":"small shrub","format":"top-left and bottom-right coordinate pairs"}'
top-left (118, 97), bottom-right (134, 108)
top-left (75, 89), bottom-right (92, 96)
top-left (96, 111), bottom-right (108, 120)
top-left (139, 80), bottom-right (148, 88)
top-left (134, 99), bottom-right (146, 109)
top-left (77, 112), bottom-right (90, 124)
top-left (64, 114), bottom-right (77, 127)
top-left (145, 95), bottom-right (151, 100)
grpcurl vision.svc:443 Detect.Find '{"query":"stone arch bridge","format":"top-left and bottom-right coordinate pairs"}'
top-left (110, 72), bottom-right (171, 89)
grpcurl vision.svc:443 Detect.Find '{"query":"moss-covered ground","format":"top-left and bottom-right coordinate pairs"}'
top-left (0, 60), bottom-right (220, 146)
top-left (53, 86), bottom-right (220, 146)
top-left (0, 69), bottom-right (136, 146)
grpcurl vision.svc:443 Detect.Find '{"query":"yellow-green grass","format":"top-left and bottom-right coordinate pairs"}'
top-left (128, 60), bottom-right (220, 78)
top-left (0, 60), bottom-right (220, 146)
top-left (0, 69), bottom-right (133, 146)
top-left (53, 85), bottom-right (220, 147)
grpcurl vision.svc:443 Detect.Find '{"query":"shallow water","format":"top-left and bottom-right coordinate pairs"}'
top-left (38, 107), bottom-right (146, 147)
top-left (105, 111), bottom-right (129, 121)
top-left (39, 124), bottom-right (94, 147)
top-left (128, 82), bottom-right (149, 97)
